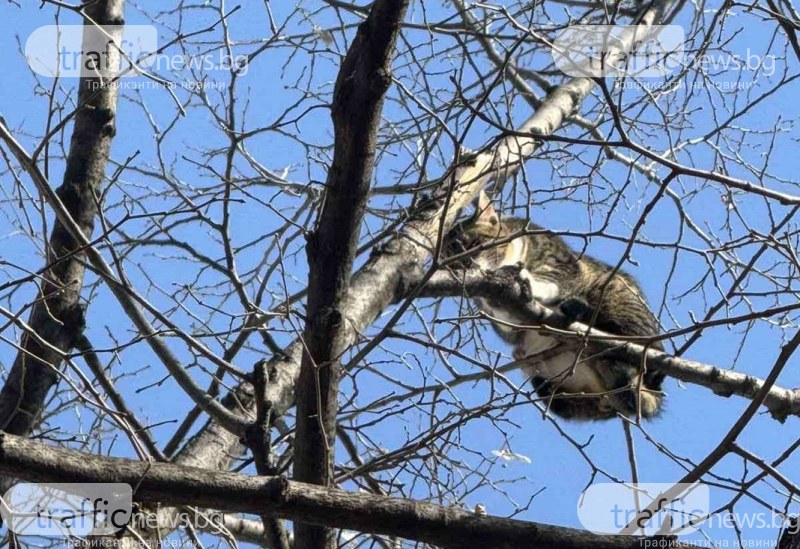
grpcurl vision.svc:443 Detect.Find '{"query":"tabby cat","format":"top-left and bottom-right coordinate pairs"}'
top-left (445, 192), bottom-right (664, 420)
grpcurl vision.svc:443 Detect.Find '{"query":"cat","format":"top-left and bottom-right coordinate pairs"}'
top-left (444, 192), bottom-right (664, 420)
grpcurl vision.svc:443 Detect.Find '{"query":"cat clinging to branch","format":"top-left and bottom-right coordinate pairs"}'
top-left (444, 192), bottom-right (665, 420)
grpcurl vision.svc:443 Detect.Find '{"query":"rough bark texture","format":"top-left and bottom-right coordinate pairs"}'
top-left (293, 1), bottom-right (409, 548)
top-left (0, 0), bottom-right (124, 436)
top-left (0, 432), bottom-right (667, 549)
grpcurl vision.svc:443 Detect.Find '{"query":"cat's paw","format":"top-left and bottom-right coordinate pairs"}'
top-left (493, 263), bottom-right (523, 279)
top-left (494, 264), bottom-right (533, 302)
top-left (558, 297), bottom-right (592, 322)
top-left (529, 375), bottom-right (552, 394)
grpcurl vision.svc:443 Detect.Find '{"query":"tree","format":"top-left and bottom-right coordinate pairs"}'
top-left (1, 0), bottom-right (800, 547)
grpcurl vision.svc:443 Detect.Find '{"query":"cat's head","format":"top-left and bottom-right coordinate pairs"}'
top-left (444, 191), bottom-right (517, 269)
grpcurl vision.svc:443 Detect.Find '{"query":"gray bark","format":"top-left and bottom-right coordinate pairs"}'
top-left (0, 0), bottom-right (125, 437)
top-left (293, 2), bottom-right (409, 548)
top-left (0, 432), bottom-right (666, 549)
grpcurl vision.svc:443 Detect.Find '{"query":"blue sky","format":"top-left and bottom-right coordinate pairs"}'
top-left (1, 0), bottom-right (800, 546)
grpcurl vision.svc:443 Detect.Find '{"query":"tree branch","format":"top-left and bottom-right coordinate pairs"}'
top-left (415, 268), bottom-right (800, 421)
top-left (0, 432), bottom-right (662, 549)
top-left (140, 0), bottom-right (676, 541)
top-left (0, 0), bottom-right (124, 438)
top-left (294, 1), bottom-right (409, 548)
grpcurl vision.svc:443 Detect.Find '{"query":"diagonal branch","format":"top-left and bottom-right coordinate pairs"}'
top-left (128, 0), bottom-right (675, 540)
top-left (0, 0), bottom-right (125, 438)
top-left (416, 268), bottom-right (800, 421)
top-left (183, 0), bottom-right (672, 446)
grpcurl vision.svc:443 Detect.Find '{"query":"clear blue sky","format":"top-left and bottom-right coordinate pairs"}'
top-left (1, 0), bottom-right (799, 546)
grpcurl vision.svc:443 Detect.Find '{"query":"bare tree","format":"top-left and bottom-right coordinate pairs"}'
top-left (1, 0), bottom-right (800, 547)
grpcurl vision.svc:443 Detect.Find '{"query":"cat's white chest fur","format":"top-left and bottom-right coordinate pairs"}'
top-left (473, 236), bottom-right (563, 351)
top-left (482, 236), bottom-right (561, 304)
top-left (474, 236), bottom-right (605, 395)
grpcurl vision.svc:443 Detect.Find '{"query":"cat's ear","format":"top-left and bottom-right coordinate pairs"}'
top-left (475, 191), bottom-right (499, 226)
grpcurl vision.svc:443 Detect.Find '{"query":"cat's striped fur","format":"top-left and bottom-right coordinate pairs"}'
top-left (445, 193), bottom-right (664, 420)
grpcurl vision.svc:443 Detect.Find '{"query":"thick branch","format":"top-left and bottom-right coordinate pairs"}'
top-left (294, 1), bottom-right (409, 548)
top-left (0, 0), bottom-right (124, 437)
top-left (0, 432), bottom-right (658, 549)
top-left (145, 0), bottom-right (675, 540)
top-left (417, 269), bottom-right (800, 421)
top-left (259, 0), bottom-right (671, 420)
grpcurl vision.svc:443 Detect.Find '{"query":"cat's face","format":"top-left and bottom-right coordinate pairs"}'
top-left (443, 192), bottom-right (514, 269)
